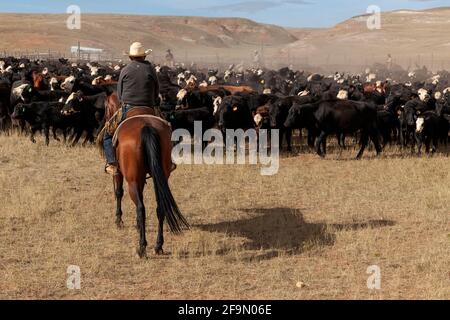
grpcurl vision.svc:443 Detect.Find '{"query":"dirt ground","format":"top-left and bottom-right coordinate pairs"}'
top-left (0, 133), bottom-right (448, 299)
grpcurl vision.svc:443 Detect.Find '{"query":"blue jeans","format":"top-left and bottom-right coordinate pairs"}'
top-left (103, 105), bottom-right (132, 165)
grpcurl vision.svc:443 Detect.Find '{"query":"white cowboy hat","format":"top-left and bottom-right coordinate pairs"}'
top-left (125, 42), bottom-right (152, 57)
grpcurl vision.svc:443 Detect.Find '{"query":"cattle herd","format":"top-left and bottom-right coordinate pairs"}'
top-left (0, 56), bottom-right (449, 157)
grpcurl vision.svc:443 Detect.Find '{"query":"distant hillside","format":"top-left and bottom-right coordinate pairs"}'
top-left (2, 8), bottom-right (450, 71)
top-left (282, 7), bottom-right (450, 71)
top-left (0, 13), bottom-right (297, 59)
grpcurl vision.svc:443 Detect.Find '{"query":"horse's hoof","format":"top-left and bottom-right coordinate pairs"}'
top-left (115, 220), bottom-right (124, 229)
top-left (154, 248), bottom-right (164, 255)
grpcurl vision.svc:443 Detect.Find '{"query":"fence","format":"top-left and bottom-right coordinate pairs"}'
top-left (1, 48), bottom-right (449, 74)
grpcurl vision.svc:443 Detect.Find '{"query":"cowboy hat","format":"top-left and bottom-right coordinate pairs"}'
top-left (125, 42), bottom-right (152, 57)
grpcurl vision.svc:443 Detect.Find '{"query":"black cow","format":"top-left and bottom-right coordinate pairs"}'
top-left (415, 111), bottom-right (449, 154)
top-left (285, 100), bottom-right (382, 159)
top-left (11, 101), bottom-right (72, 145)
top-left (400, 98), bottom-right (431, 148)
top-left (377, 110), bottom-right (400, 146)
top-left (0, 78), bottom-right (11, 133)
top-left (269, 95), bottom-right (314, 151)
top-left (283, 102), bottom-right (323, 151)
top-left (216, 95), bottom-right (254, 133)
top-left (176, 89), bottom-right (215, 114)
top-left (61, 91), bottom-right (106, 146)
top-left (61, 76), bottom-right (115, 96)
top-left (164, 107), bottom-right (216, 149)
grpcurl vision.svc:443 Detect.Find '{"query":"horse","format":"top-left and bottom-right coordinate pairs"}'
top-left (106, 105), bottom-right (190, 258)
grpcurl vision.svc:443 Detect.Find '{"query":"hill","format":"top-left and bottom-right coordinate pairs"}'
top-left (2, 8), bottom-right (450, 71)
top-left (0, 13), bottom-right (297, 63)
top-left (281, 7), bottom-right (450, 71)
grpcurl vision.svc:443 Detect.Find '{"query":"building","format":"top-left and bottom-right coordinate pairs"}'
top-left (70, 45), bottom-right (104, 61)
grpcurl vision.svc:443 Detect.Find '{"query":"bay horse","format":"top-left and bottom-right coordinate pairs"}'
top-left (105, 97), bottom-right (189, 258)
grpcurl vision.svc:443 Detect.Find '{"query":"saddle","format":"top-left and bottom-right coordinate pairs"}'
top-left (96, 106), bottom-right (165, 156)
top-left (112, 113), bottom-right (170, 147)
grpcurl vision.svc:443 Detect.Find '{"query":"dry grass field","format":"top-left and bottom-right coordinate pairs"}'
top-left (0, 133), bottom-right (448, 300)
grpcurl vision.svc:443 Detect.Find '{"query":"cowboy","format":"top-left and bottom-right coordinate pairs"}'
top-left (165, 49), bottom-right (174, 68)
top-left (386, 54), bottom-right (393, 71)
top-left (103, 42), bottom-right (160, 174)
top-left (253, 50), bottom-right (261, 67)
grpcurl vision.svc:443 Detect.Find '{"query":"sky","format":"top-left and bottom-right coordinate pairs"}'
top-left (1, 0), bottom-right (448, 28)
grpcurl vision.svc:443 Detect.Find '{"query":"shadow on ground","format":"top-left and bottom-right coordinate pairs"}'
top-left (196, 207), bottom-right (395, 261)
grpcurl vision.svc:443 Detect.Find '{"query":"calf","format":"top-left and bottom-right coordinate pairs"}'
top-left (269, 95), bottom-right (314, 151)
top-left (415, 111), bottom-right (449, 154)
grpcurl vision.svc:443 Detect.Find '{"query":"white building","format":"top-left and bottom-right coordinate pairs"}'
top-left (70, 46), bottom-right (104, 61)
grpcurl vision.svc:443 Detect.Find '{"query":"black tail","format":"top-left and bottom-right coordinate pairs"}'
top-left (141, 126), bottom-right (189, 233)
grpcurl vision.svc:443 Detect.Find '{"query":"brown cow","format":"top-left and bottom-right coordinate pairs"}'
top-left (198, 85), bottom-right (253, 94)
top-left (32, 71), bottom-right (47, 90)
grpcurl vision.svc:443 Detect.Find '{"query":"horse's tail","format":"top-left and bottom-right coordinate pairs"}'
top-left (141, 126), bottom-right (190, 233)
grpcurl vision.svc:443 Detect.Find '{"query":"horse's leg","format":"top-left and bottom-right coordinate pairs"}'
top-left (128, 182), bottom-right (147, 258)
top-left (114, 173), bottom-right (124, 228)
top-left (155, 205), bottom-right (165, 255)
